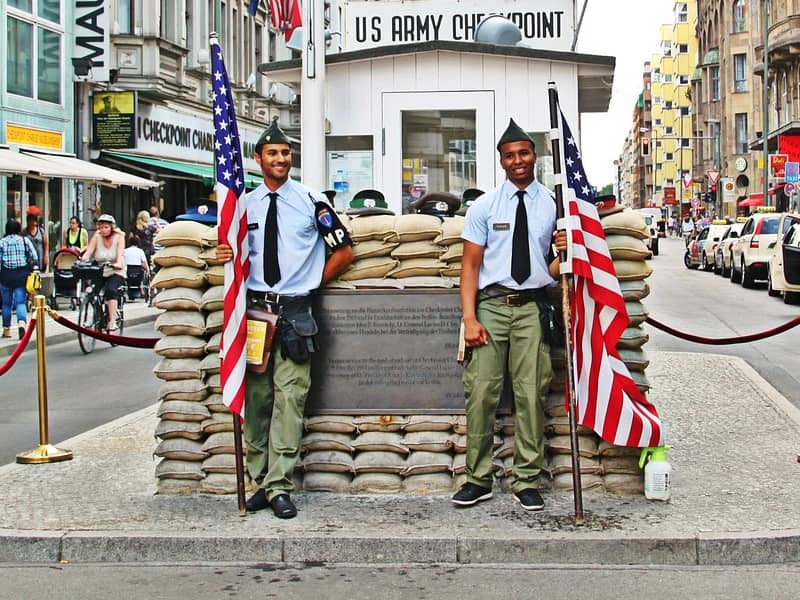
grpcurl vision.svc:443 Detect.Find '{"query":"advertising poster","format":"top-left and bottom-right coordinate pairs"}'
top-left (92, 91), bottom-right (136, 149)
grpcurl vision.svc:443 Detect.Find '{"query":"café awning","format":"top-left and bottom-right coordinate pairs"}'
top-left (739, 185), bottom-right (782, 206)
top-left (103, 151), bottom-right (263, 188)
top-left (1, 147), bottom-right (157, 189)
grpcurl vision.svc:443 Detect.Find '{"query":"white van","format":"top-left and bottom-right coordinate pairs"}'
top-left (637, 208), bottom-right (662, 257)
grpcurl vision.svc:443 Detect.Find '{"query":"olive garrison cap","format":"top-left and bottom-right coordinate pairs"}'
top-left (411, 192), bottom-right (461, 218)
top-left (496, 118), bottom-right (535, 151)
top-left (255, 116), bottom-right (291, 150)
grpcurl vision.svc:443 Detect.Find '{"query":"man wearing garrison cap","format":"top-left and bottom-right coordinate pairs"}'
top-left (453, 118), bottom-right (567, 512)
top-left (217, 117), bottom-right (354, 518)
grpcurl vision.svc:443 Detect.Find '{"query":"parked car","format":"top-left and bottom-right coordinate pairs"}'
top-left (767, 214), bottom-right (800, 303)
top-left (715, 221), bottom-right (745, 277)
top-left (637, 208), bottom-right (661, 256)
top-left (686, 222), bottom-right (729, 271)
top-left (730, 209), bottom-right (786, 287)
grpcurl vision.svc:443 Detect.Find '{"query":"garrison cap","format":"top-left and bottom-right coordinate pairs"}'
top-left (176, 202), bottom-right (218, 224)
top-left (496, 118), bottom-right (535, 151)
top-left (411, 192), bottom-right (461, 218)
top-left (255, 116), bottom-right (291, 151)
top-left (593, 193), bottom-right (624, 217)
top-left (322, 189), bottom-right (337, 203)
top-left (455, 188), bottom-right (484, 216)
top-left (346, 188), bottom-right (394, 216)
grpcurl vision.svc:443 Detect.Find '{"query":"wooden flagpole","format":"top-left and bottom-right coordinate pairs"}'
top-left (547, 81), bottom-right (584, 525)
top-left (232, 414), bottom-right (247, 516)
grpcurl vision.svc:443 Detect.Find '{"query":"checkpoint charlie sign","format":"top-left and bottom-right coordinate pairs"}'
top-left (342, 0), bottom-right (575, 52)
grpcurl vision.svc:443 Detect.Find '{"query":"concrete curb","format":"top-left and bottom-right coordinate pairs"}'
top-left (0, 312), bottom-right (157, 358)
top-left (1, 529), bottom-right (799, 565)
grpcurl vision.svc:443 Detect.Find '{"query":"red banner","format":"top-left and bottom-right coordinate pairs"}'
top-left (663, 187), bottom-right (677, 206)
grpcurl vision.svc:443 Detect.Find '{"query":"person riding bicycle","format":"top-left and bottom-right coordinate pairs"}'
top-left (81, 214), bottom-right (126, 332)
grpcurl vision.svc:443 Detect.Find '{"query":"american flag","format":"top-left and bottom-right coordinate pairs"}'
top-left (555, 105), bottom-right (664, 448)
top-left (249, 0), bottom-right (302, 41)
top-left (210, 36), bottom-right (250, 417)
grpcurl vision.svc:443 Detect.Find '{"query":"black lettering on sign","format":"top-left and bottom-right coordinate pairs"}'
top-left (503, 11), bottom-right (564, 39)
top-left (356, 16), bottom-right (382, 43)
top-left (390, 14), bottom-right (443, 42)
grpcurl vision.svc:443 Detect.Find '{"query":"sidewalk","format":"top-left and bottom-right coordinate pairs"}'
top-left (0, 349), bottom-right (799, 566)
top-left (0, 297), bottom-right (161, 358)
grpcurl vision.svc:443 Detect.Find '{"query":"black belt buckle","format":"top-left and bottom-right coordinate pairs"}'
top-left (248, 291), bottom-right (281, 314)
top-left (504, 293), bottom-right (526, 307)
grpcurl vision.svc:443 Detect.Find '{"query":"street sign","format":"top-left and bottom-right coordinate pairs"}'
top-left (784, 183), bottom-right (796, 196)
top-left (692, 196), bottom-right (701, 207)
top-left (785, 161), bottom-right (799, 183)
top-left (682, 172), bottom-right (693, 188)
top-left (706, 169), bottom-right (720, 185)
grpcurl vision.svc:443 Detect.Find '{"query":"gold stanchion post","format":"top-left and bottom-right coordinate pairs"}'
top-left (16, 295), bottom-right (73, 464)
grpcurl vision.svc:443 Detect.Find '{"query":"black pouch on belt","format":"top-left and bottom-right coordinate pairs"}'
top-left (536, 300), bottom-right (564, 347)
top-left (277, 305), bottom-right (318, 363)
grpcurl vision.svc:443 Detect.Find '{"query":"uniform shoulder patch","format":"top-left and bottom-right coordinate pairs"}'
top-left (312, 197), bottom-right (352, 251)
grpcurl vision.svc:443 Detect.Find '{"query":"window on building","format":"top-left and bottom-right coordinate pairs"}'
top-left (118, 0), bottom-right (134, 34)
top-left (6, 5), bottom-right (62, 104)
top-left (661, 41), bottom-right (671, 56)
top-left (711, 66), bottom-right (720, 101)
top-left (781, 73), bottom-right (789, 125)
top-left (160, 0), bottom-right (180, 43)
top-left (401, 110), bottom-right (477, 214)
top-left (678, 43), bottom-right (688, 53)
top-left (679, 137), bottom-right (690, 148)
top-left (665, 152), bottom-right (674, 161)
top-left (674, 2), bottom-right (688, 23)
top-left (733, 0), bottom-right (746, 33)
top-left (735, 113), bottom-right (749, 154)
top-left (734, 54), bottom-right (747, 92)
top-left (678, 75), bottom-right (690, 85)
top-left (664, 126), bottom-right (674, 135)
top-left (664, 74), bottom-right (673, 83)
top-left (680, 106), bottom-right (690, 117)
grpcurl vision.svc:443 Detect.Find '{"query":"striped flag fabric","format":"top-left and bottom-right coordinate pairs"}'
top-left (554, 105), bottom-right (664, 448)
top-left (210, 36), bottom-right (250, 417)
top-left (254, 0), bottom-right (302, 41)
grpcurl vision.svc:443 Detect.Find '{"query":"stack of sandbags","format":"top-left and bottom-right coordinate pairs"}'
top-left (150, 221), bottom-right (246, 494)
top-left (331, 213), bottom-right (458, 289)
top-left (435, 216), bottom-right (465, 280)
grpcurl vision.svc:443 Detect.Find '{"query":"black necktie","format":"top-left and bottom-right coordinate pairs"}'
top-left (511, 190), bottom-right (530, 285)
top-left (264, 192), bottom-right (281, 286)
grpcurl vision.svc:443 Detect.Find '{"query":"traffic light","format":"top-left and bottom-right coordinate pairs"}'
top-left (642, 138), bottom-right (649, 155)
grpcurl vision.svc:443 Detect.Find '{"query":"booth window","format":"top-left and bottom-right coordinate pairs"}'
top-left (401, 110), bottom-right (476, 214)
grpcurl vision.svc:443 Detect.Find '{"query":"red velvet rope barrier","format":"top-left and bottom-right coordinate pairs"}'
top-left (645, 314), bottom-right (800, 345)
top-left (48, 311), bottom-right (158, 349)
top-left (0, 317), bottom-right (37, 376)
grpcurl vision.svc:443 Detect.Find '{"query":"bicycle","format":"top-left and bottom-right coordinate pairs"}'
top-left (72, 260), bottom-right (126, 354)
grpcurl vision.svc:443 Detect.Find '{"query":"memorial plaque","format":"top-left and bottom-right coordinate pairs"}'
top-left (309, 289), bottom-right (512, 415)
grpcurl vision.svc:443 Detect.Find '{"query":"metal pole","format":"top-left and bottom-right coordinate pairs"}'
top-left (763, 0), bottom-right (770, 207)
top-left (17, 296), bottom-right (73, 464)
top-left (301, 0), bottom-right (327, 190)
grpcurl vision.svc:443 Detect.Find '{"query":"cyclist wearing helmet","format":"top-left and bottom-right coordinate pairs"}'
top-left (81, 214), bottom-right (126, 331)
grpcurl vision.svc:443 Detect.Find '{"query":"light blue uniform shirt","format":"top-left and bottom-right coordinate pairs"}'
top-left (461, 180), bottom-right (557, 291)
top-left (246, 179), bottom-right (326, 296)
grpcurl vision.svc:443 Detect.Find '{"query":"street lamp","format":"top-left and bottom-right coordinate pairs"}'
top-left (613, 158), bottom-right (622, 204)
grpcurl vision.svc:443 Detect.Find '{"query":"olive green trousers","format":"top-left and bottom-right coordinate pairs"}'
top-left (244, 350), bottom-right (310, 501)
top-left (463, 297), bottom-right (552, 492)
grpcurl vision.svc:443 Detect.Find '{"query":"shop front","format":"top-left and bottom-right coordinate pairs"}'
top-left (95, 101), bottom-right (273, 225)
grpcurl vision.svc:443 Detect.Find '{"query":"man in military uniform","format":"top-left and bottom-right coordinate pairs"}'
top-left (217, 118), bottom-right (354, 518)
top-left (453, 118), bottom-right (566, 511)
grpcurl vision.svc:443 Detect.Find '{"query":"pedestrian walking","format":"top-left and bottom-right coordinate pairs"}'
top-left (681, 215), bottom-right (695, 245)
top-left (0, 219), bottom-right (38, 339)
top-left (24, 211), bottom-right (48, 272)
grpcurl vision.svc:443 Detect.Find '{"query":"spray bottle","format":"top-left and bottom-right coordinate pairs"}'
top-left (638, 445), bottom-right (672, 501)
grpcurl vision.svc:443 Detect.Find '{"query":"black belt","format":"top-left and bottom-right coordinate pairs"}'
top-left (247, 289), bottom-right (311, 313)
top-left (479, 284), bottom-right (548, 307)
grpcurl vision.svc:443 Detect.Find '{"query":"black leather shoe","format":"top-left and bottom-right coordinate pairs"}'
top-left (270, 494), bottom-right (297, 519)
top-left (245, 489), bottom-right (269, 512)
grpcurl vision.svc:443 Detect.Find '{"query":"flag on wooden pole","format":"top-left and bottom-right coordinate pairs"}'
top-left (552, 98), bottom-right (664, 448)
top-left (210, 35), bottom-right (250, 417)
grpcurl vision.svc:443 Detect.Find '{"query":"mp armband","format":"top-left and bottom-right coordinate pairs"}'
top-left (313, 199), bottom-right (352, 251)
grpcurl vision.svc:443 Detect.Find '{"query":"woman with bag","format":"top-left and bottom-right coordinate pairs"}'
top-left (0, 219), bottom-right (38, 339)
